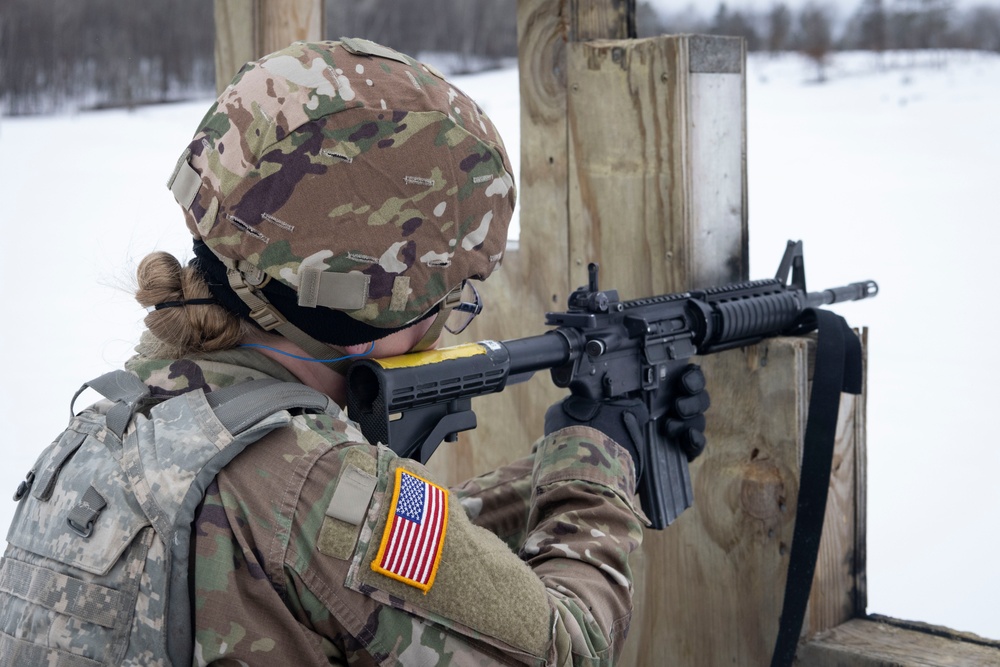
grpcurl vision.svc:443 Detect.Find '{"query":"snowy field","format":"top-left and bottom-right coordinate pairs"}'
top-left (1, 50), bottom-right (998, 641)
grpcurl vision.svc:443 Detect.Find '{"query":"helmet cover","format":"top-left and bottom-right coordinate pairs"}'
top-left (169, 39), bottom-right (515, 332)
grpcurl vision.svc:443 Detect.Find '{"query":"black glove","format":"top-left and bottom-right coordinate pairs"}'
top-left (664, 364), bottom-right (711, 462)
top-left (544, 395), bottom-right (649, 476)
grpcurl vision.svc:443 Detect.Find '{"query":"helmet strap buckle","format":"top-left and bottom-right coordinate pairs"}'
top-left (227, 268), bottom-right (285, 331)
top-left (409, 283), bottom-right (465, 353)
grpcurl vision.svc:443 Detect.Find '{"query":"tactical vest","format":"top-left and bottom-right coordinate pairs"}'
top-left (0, 370), bottom-right (333, 666)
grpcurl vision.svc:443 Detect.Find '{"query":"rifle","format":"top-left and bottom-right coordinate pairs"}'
top-left (346, 240), bottom-right (878, 529)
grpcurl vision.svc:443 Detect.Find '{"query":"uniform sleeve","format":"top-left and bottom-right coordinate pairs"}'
top-left (450, 434), bottom-right (646, 663)
top-left (449, 454), bottom-right (535, 551)
top-left (226, 415), bottom-right (648, 666)
top-left (336, 426), bottom-right (646, 666)
top-left (523, 425), bottom-right (648, 664)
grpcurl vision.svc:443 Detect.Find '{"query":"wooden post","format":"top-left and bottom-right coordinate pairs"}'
top-left (425, 0), bottom-right (634, 483)
top-left (507, 13), bottom-right (999, 664)
top-left (617, 337), bottom-right (866, 665)
top-left (213, 0), bottom-right (324, 93)
top-left (566, 35), bottom-right (747, 295)
top-left (439, 14), bottom-right (872, 664)
top-left (799, 617), bottom-right (1000, 665)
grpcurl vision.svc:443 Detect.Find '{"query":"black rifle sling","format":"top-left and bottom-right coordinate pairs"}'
top-left (770, 309), bottom-right (863, 667)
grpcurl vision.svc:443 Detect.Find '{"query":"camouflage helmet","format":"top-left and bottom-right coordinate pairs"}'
top-left (167, 39), bottom-right (515, 347)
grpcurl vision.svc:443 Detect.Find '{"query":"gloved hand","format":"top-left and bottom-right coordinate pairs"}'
top-left (544, 395), bottom-right (649, 477)
top-left (543, 364), bottom-right (711, 478)
top-left (664, 364), bottom-right (710, 462)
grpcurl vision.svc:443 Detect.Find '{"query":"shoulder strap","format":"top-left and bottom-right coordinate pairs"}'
top-left (75, 371), bottom-right (336, 439)
top-left (205, 377), bottom-right (336, 434)
top-left (161, 378), bottom-right (334, 667)
top-left (770, 309), bottom-right (863, 666)
top-left (71, 370), bottom-right (151, 439)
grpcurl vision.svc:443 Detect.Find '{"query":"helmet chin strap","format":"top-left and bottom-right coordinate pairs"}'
top-left (409, 310), bottom-right (449, 353)
top-left (408, 284), bottom-right (463, 353)
top-left (226, 267), bottom-right (358, 375)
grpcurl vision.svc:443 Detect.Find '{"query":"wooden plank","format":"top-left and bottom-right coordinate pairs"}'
top-left (804, 391), bottom-right (862, 635)
top-left (259, 0), bottom-right (324, 55)
top-left (625, 339), bottom-right (809, 665)
top-left (513, 0), bottom-right (573, 298)
top-left (560, 34), bottom-right (866, 663)
top-left (852, 330), bottom-right (869, 618)
top-left (687, 36), bottom-right (748, 287)
top-left (213, 0), bottom-right (323, 94)
top-left (569, 0), bottom-right (635, 40)
top-left (806, 329), bottom-right (868, 637)
top-left (214, 0), bottom-right (258, 93)
top-left (620, 333), bottom-right (866, 665)
top-left (426, 0), bottom-right (633, 485)
top-left (566, 37), bottom-right (681, 296)
top-left (424, 0), bottom-right (575, 484)
top-left (798, 618), bottom-right (1000, 666)
top-left (566, 35), bottom-right (747, 295)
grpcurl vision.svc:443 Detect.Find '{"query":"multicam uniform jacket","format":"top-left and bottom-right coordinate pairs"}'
top-left (126, 342), bottom-right (647, 666)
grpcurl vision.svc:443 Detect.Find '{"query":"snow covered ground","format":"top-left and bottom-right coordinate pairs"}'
top-left (1, 49), bottom-right (998, 640)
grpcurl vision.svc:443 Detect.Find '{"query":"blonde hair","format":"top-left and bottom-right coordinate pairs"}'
top-left (134, 251), bottom-right (252, 358)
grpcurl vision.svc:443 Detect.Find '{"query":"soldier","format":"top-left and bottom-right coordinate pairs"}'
top-left (4, 40), bottom-right (708, 665)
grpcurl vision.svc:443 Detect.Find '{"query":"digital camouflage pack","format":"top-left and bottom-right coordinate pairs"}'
top-left (0, 371), bottom-right (332, 666)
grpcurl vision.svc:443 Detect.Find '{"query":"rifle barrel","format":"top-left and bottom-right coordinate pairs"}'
top-left (806, 280), bottom-right (879, 307)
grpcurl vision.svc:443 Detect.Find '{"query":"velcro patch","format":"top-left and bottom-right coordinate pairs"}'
top-left (371, 469), bottom-right (448, 593)
top-left (326, 464), bottom-right (377, 525)
top-left (389, 276), bottom-right (410, 311)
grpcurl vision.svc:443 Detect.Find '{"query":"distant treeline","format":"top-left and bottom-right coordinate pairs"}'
top-left (0, 0), bottom-right (215, 115)
top-left (0, 0), bottom-right (517, 116)
top-left (647, 0), bottom-right (1000, 57)
top-left (2, 0), bottom-right (998, 115)
top-left (326, 0), bottom-right (517, 68)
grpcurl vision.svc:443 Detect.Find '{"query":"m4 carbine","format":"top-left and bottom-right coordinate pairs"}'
top-left (346, 241), bottom-right (878, 529)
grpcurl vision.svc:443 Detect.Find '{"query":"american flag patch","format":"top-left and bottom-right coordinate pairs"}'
top-left (371, 468), bottom-right (449, 593)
